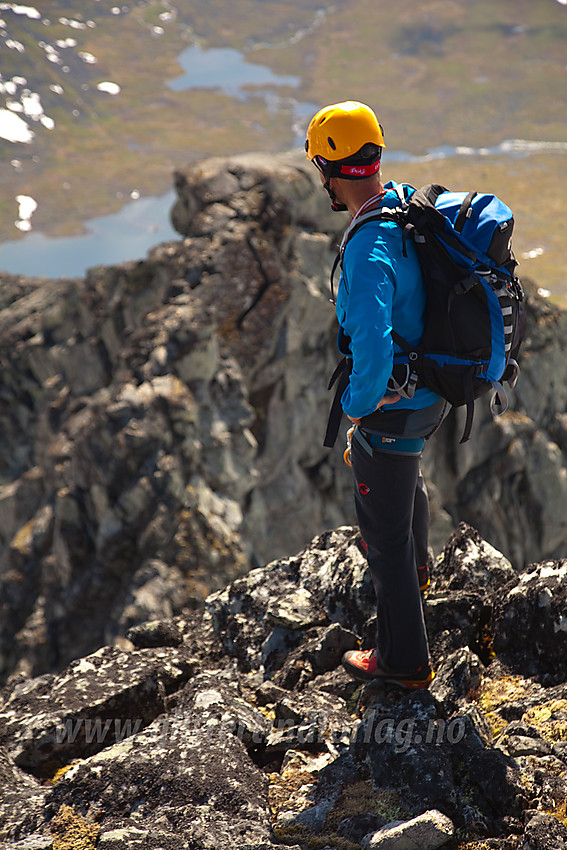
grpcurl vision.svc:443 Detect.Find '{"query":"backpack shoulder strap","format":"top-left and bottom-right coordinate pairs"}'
top-left (330, 186), bottom-right (417, 302)
top-left (330, 208), bottom-right (404, 303)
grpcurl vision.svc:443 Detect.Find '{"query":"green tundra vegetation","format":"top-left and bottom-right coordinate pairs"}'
top-left (0, 0), bottom-right (565, 298)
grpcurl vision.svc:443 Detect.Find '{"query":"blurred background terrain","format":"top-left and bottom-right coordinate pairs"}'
top-left (0, 0), bottom-right (565, 298)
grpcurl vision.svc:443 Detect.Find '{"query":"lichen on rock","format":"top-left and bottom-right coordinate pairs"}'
top-left (1, 522), bottom-right (567, 847)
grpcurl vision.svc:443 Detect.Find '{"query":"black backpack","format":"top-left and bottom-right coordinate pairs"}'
top-left (325, 183), bottom-right (526, 446)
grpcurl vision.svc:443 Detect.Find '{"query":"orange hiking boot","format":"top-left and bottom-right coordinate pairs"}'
top-left (342, 648), bottom-right (434, 689)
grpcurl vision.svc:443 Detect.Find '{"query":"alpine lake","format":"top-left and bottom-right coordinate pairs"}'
top-left (0, 0), bottom-right (565, 304)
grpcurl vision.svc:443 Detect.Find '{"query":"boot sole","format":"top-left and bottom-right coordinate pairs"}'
top-left (342, 658), bottom-right (435, 689)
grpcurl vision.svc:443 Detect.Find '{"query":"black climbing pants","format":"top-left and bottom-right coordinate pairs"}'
top-left (350, 401), bottom-right (446, 673)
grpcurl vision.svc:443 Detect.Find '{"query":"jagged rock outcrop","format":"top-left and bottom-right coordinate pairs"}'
top-left (2, 523), bottom-right (567, 849)
top-left (0, 152), bottom-right (347, 683)
top-left (1, 150), bottom-right (567, 687)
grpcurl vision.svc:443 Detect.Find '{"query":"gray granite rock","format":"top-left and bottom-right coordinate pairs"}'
top-left (0, 645), bottom-right (197, 769)
top-left (361, 809), bottom-right (454, 849)
top-left (0, 747), bottom-right (47, 844)
top-left (45, 698), bottom-right (274, 850)
top-left (493, 558), bottom-right (567, 681)
top-left (521, 811), bottom-right (567, 849)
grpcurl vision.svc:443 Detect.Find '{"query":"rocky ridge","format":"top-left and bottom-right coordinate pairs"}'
top-left (1, 150), bottom-right (567, 688)
top-left (1, 522), bottom-right (567, 849)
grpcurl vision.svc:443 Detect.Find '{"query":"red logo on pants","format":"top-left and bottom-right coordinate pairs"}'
top-left (358, 483), bottom-right (370, 495)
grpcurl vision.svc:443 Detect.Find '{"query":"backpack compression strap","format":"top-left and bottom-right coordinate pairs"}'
top-left (454, 192), bottom-right (478, 233)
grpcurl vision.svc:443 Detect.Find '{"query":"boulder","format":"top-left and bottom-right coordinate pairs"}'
top-left (361, 809), bottom-right (454, 849)
top-left (521, 812), bottom-right (567, 849)
top-left (493, 559), bottom-right (567, 682)
top-left (45, 692), bottom-right (274, 850)
top-left (0, 645), bottom-right (197, 769)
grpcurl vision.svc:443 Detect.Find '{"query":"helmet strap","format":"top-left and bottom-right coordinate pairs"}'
top-left (324, 177), bottom-right (348, 212)
top-left (315, 159), bottom-right (347, 212)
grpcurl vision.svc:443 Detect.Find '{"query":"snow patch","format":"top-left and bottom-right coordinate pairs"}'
top-left (58, 16), bottom-right (87, 29)
top-left (5, 38), bottom-right (24, 51)
top-left (97, 81), bottom-right (120, 95)
top-left (15, 194), bottom-right (37, 231)
top-left (40, 41), bottom-right (62, 64)
top-left (21, 90), bottom-right (44, 119)
top-left (522, 247), bottom-right (545, 260)
top-left (0, 108), bottom-right (33, 142)
top-left (0, 4), bottom-right (41, 19)
top-left (0, 80), bottom-right (17, 95)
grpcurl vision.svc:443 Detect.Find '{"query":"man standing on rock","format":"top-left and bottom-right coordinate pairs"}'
top-left (305, 101), bottom-right (446, 689)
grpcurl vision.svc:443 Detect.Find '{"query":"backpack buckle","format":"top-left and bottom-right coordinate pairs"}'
top-left (405, 371), bottom-right (419, 399)
top-left (388, 363), bottom-right (419, 399)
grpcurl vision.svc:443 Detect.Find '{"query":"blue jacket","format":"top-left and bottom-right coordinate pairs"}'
top-left (336, 181), bottom-right (440, 419)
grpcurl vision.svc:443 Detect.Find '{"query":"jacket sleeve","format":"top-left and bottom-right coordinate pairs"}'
top-left (337, 228), bottom-right (396, 419)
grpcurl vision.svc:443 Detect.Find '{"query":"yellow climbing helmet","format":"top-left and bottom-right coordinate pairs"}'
top-left (305, 100), bottom-right (385, 173)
